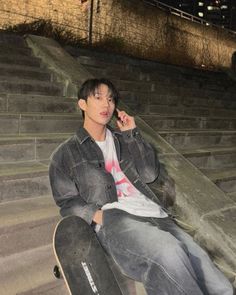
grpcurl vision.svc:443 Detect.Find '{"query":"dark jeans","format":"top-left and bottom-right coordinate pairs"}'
top-left (96, 209), bottom-right (233, 295)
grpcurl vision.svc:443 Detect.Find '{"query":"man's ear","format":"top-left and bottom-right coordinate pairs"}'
top-left (78, 99), bottom-right (87, 111)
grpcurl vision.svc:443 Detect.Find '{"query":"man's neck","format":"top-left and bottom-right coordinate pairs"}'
top-left (83, 121), bottom-right (107, 141)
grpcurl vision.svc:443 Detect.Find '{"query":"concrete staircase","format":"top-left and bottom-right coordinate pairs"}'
top-left (1, 32), bottom-right (236, 294)
top-left (0, 33), bottom-right (79, 294)
top-left (68, 48), bottom-right (236, 205)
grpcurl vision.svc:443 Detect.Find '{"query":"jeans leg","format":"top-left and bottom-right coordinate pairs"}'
top-left (150, 217), bottom-right (233, 295)
top-left (97, 209), bottom-right (204, 295)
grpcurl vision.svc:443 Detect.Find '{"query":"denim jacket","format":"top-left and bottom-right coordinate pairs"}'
top-left (49, 126), bottom-right (163, 224)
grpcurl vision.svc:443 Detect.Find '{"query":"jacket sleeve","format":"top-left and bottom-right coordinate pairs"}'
top-left (49, 159), bottom-right (100, 224)
top-left (121, 127), bottom-right (160, 183)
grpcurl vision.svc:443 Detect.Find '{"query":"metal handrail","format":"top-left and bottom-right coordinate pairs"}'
top-left (143, 0), bottom-right (236, 36)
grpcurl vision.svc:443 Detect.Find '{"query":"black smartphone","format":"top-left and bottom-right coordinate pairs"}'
top-left (114, 109), bottom-right (119, 119)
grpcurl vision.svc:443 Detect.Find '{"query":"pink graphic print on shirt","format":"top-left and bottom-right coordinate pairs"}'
top-left (105, 160), bottom-right (138, 197)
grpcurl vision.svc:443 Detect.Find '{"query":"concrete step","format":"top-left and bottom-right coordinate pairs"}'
top-left (141, 114), bottom-right (236, 130)
top-left (0, 33), bottom-right (27, 46)
top-left (0, 133), bottom-right (72, 163)
top-left (0, 63), bottom-right (52, 81)
top-left (18, 280), bottom-right (67, 295)
top-left (0, 161), bottom-right (50, 202)
top-left (112, 79), bottom-right (154, 92)
top-left (77, 55), bottom-right (129, 71)
top-left (127, 100), bottom-right (236, 117)
top-left (203, 167), bottom-right (236, 193)
top-left (0, 44), bottom-right (32, 56)
top-left (159, 130), bottom-right (236, 149)
top-left (0, 195), bottom-right (59, 257)
top-left (0, 53), bottom-right (41, 67)
top-left (86, 65), bottom-right (143, 81)
top-left (181, 146), bottom-right (236, 169)
top-left (0, 93), bottom-right (77, 113)
top-left (0, 113), bottom-right (82, 134)
top-left (0, 78), bottom-right (64, 96)
top-left (0, 243), bottom-right (59, 295)
top-left (121, 90), bottom-right (236, 111)
top-left (0, 194), bottom-right (144, 295)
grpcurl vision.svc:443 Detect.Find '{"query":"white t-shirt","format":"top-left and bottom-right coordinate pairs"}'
top-left (96, 129), bottom-right (168, 218)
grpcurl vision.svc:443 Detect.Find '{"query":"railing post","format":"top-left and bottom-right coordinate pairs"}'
top-left (89, 0), bottom-right (94, 45)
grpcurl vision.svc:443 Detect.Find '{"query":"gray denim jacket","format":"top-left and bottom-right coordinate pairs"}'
top-left (49, 126), bottom-right (163, 224)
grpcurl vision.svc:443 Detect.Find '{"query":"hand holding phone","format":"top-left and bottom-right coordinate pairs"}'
top-left (115, 108), bottom-right (136, 131)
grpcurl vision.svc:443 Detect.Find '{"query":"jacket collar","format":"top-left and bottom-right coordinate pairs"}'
top-left (75, 125), bottom-right (121, 144)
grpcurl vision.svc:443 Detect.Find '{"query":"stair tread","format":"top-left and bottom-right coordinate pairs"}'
top-left (181, 146), bottom-right (236, 156)
top-left (0, 195), bottom-right (58, 228)
top-left (158, 130), bottom-right (236, 135)
top-left (141, 114), bottom-right (236, 120)
top-left (0, 63), bottom-right (49, 73)
top-left (0, 133), bottom-right (73, 142)
top-left (0, 244), bottom-right (59, 295)
top-left (203, 167), bottom-right (236, 181)
top-left (0, 160), bottom-right (49, 178)
top-left (0, 112), bottom-right (81, 118)
top-left (0, 76), bottom-right (61, 86)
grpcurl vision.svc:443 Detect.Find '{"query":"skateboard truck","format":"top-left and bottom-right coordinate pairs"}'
top-left (53, 265), bottom-right (61, 279)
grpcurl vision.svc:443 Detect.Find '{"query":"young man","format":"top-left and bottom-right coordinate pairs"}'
top-left (49, 78), bottom-right (233, 295)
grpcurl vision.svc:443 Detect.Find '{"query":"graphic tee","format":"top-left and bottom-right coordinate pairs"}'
top-left (96, 129), bottom-right (168, 218)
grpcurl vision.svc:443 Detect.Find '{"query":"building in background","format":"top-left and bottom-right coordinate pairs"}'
top-left (156, 0), bottom-right (236, 31)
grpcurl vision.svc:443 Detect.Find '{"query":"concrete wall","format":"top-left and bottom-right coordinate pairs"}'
top-left (1, 0), bottom-right (236, 69)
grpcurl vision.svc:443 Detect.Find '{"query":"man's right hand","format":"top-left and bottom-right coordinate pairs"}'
top-left (92, 210), bottom-right (103, 225)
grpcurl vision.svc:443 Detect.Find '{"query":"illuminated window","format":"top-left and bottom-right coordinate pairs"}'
top-left (221, 5), bottom-right (228, 9)
top-left (198, 2), bottom-right (204, 6)
top-left (207, 6), bottom-right (213, 10)
top-left (198, 12), bottom-right (204, 17)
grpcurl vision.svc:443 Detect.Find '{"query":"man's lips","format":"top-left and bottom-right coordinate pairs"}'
top-left (100, 111), bottom-right (109, 116)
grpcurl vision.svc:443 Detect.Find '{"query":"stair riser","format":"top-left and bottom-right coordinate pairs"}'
top-left (0, 96), bottom-right (77, 113)
top-left (0, 82), bottom-right (63, 96)
top-left (0, 174), bottom-right (51, 202)
top-left (122, 92), bottom-right (236, 111)
top-left (77, 57), bottom-right (128, 71)
top-left (114, 80), bottom-right (153, 92)
top-left (215, 179), bottom-right (236, 194)
top-left (0, 35), bottom-right (27, 46)
top-left (0, 216), bottom-right (59, 257)
top-left (144, 118), bottom-right (236, 130)
top-left (162, 134), bottom-right (236, 149)
top-left (0, 137), bottom-right (68, 163)
top-left (186, 153), bottom-right (236, 169)
top-left (0, 117), bottom-right (81, 134)
top-left (0, 47), bottom-right (32, 56)
top-left (128, 102), bottom-right (212, 117)
top-left (0, 56), bottom-right (41, 67)
top-left (2, 69), bottom-right (52, 82)
top-left (87, 66), bottom-right (143, 81)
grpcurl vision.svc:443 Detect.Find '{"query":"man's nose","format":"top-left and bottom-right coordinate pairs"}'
top-left (103, 97), bottom-right (110, 106)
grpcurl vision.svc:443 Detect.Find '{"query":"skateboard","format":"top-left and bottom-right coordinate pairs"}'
top-left (53, 215), bottom-right (123, 295)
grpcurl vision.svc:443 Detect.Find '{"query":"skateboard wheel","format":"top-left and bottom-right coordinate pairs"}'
top-left (53, 265), bottom-right (61, 279)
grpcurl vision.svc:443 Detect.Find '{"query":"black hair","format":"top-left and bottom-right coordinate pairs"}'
top-left (78, 78), bottom-right (120, 118)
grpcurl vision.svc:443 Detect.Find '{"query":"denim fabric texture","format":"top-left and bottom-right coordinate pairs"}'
top-left (97, 209), bottom-right (233, 295)
top-left (49, 126), bottom-right (162, 224)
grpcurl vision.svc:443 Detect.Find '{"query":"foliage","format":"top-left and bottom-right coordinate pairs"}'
top-left (2, 19), bottom-right (86, 47)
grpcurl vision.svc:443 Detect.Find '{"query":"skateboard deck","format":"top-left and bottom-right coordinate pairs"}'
top-left (53, 215), bottom-right (123, 295)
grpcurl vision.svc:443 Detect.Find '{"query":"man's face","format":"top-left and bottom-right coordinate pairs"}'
top-left (79, 84), bottom-right (115, 126)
